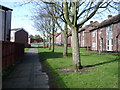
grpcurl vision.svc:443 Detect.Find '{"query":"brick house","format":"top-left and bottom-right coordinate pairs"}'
top-left (67, 28), bottom-right (72, 46)
top-left (79, 21), bottom-right (99, 49)
top-left (11, 28), bottom-right (28, 47)
top-left (54, 14), bottom-right (120, 52)
top-left (90, 14), bottom-right (120, 52)
top-left (55, 32), bottom-right (63, 45)
top-left (55, 28), bottom-right (72, 46)
top-left (0, 5), bottom-right (12, 41)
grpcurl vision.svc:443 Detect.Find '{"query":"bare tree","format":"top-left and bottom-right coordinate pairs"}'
top-left (17, 0), bottom-right (119, 71)
top-left (44, 3), bottom-right (69, 56)
top-left (43, 0), bottom-right (119, 71)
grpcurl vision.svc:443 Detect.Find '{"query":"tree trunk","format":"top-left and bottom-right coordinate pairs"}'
top-left (52, 32), bottom-right (54, 52)
top-left (49, 37), bottom-right (51, 50)
top-left (63, 24), bottom-right (68, 57)
top-left (52, 24), bottom-right (55, 52)
top-left (43, 39), bottom-right (45, 48)
top-left (71, 27), bottom-right (82, 71)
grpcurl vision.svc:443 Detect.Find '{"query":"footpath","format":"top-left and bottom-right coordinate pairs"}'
top-left (3, 48), bottom-right (49, 88)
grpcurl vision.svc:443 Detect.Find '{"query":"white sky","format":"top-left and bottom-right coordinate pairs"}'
top-left (0, 1), bottom-right (40, 36)
top-left (0, 1), bottom-right (119, 36)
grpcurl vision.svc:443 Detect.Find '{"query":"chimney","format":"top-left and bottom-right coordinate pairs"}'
top-left (108, 15), bottom-right (112, 19)
top-left (90, 21), bottom-right (93, 24)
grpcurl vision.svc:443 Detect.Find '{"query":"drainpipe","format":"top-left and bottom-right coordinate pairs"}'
top-left (4, 10), bottom-right (6, 41)
top-left (102, 38), bottom-right (103, 51)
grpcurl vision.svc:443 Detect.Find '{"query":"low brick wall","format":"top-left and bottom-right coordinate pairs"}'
top-left (1, 41), bottom-right (24, 70)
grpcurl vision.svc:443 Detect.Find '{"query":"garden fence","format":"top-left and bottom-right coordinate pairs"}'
top-left (1, 41), bottom-right (24, 70)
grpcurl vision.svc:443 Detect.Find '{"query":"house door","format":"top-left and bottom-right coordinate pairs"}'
top-left (106, 39), bottom-right (113, 51)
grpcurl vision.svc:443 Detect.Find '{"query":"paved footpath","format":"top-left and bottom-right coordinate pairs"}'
top-left (3, 48), bottom-right (49, 88)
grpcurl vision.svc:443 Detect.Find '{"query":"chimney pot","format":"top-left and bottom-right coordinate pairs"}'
top-left (108, 15), bottom-right (112, 18)
top-left (90, 21), bottom-right (93, 24)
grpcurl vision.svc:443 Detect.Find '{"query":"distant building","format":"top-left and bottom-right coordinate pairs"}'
top-left (55, 29), bottom-right (72, 46)
top-left (54, 14), bottom-right (120, 52)
top-left (55, 32), bottom-right (63, 45)
top-left (0, 5), bottom-right (12, 41)
top-left (28, 38), bottom-right (41, 44)
top-left (78, 21), bottom-right (99, 49)
top-left (11, 28), bottom-right (28, 47)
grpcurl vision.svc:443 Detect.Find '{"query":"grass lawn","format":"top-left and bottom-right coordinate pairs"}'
top-left (38, 47), bottom-right (119, 88)
top-left (24, 48), bottom-right (30, 51)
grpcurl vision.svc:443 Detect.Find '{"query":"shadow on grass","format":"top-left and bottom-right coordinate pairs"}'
top-left (38, 51), bottom-right (68, 88)
top-left (86, 56), bottom-right (120, 67)
top-left (42, 61), bottom-right (68, 88)
top-left (39, 52), bottom-right (63, 61)
top-left (30, 47), bottom-right (48, 48)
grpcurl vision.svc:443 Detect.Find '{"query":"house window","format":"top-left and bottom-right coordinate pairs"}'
top-left (92, 31), bottom-right (96, 37)
top-left (83, 40), bottom-right (84, 45)
top-left (99, 29), bottom-right (102, 34)
top-left (82, 31), bottom-right (85, 36)
top-left (92, 41), bottom-right (96, 47)
top-left (99, 40), bottom-right (102, 50)
top-left (106, 25), bottom-right (113, 51)
top-left (82, 40), bottom-right (84, 45)
top-left (119, 22), bottom-right (120, 28)
top-left (106, 25), bottom-right (113, 40)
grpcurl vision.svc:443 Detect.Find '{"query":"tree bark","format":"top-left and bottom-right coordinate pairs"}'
top-left (52, 22), bottom-right (55, 52)
top-left (43, 39), bottom-right (45, 48)
top-left (49, 37), bottom-right (51, 50)
top-left (71, 27), bottom-right (82, 71)
top-left (52, 33), bottom-right (54, 52)
top-left (63, 24), bottom-right (68, 57)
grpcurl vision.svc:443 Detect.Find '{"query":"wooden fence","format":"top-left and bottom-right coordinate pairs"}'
top-left (1, 41), bottom-right (24, 70)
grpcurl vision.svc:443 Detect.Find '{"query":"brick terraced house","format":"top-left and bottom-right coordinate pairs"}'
top-left (55, 14), bottom-right (120, 52)
top-left (90, 14), bottom-right (120, 52)
top-left (55, 28), bottom-right (72, 46)
top-left (78, 21), bottom-right (99, 49)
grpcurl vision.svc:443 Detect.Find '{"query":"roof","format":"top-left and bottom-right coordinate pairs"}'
top-left (11, 28), bottom-right (28, 33)
top-left (90, 14), bottom-right (120, 31)
top-left (78, 21), bottom-right (99, 33)
top-left (0, 5), bottom-right (13, 11)
top-left (11, 28), bottom-right (22, 31)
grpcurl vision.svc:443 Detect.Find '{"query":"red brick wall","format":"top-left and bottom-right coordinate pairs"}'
top-left (79, 31), bottom-right (86, 47)
top-left (96, 23), bottom-right (120, 52)
top-left (68, 35), bottom-right (71, 45)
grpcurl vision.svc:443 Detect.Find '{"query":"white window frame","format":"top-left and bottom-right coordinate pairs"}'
top-left (119, 22), bottom-right (120, 29)
top-left (92, 31), bottom-right (96, 37)
top-left (106, 25), bottom-right (113, 51)
top-left (82, 40), bottom-right (84, 45)
top-left (99, 29), bottom-right (102, 34)
top-left (82, 31), bottom-right (85, 36)
top-left (92, 41), bottom-right (96, 47)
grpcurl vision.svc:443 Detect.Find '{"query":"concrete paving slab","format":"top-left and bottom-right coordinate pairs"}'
top-left (2, 48), bottom-right (49, 89)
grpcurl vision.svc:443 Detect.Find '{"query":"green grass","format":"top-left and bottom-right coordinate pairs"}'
top-left (24, 48), bottom-right (30, 51)
top-left (38, 47), bottom-right (119, 88)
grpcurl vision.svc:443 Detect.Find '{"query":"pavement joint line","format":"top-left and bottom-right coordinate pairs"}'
top-left (3, 48), bottom-right (49, 88)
